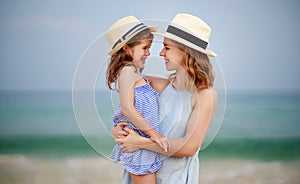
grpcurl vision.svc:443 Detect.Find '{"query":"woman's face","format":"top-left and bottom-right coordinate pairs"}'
top-left (160, 38), bottom-right (186, 71)
top-left (125, 39), bottom-right (152, 70)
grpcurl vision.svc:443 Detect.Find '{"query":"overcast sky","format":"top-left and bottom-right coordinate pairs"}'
top-left (0, 0), bottom-right (299, 92)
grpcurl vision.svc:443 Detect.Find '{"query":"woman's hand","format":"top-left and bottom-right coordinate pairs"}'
top-left (111, 122), bottom-right (129, 138)
top-left (113, 123), bottom-right (171, 153)
top-left (116, 128), bottom-right (145, 152)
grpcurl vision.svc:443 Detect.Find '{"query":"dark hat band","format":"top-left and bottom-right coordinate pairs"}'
top-left (112, 23), bottom-right (147, 49)
top-left (166, 25), bottom-right (208, 50)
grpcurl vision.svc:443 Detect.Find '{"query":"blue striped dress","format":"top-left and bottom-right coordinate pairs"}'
top-left (110, 76), bottom-right (162, 175)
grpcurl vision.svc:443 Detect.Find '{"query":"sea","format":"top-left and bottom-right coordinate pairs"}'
top-left (0, 90), bottom-right (300, 161)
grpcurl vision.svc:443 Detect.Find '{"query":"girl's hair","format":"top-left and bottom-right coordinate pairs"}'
top-left (169, 40), bottom-right (214, 92)
top-left (106, 28), bottom-right (153, 90)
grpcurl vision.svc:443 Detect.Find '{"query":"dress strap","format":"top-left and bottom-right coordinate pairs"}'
top-left (136, 70), bottom-right (149, 83)
top-left (114, 77), bottom-right (119, 93)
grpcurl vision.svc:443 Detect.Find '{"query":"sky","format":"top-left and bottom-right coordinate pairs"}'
top-left (0, 0), bottom-right (300, 92)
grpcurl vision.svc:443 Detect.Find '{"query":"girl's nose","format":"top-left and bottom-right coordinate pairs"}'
top-left (145, 49), bottom-right (150, 56)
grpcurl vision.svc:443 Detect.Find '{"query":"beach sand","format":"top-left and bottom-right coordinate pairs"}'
top-left (199, 159), bottom-right (300, 184)
top-left (0, 155), bottom-right (299, 184)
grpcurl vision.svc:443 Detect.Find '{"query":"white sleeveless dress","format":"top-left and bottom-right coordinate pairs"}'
top-left (122, 82), bottom-right (200, 184)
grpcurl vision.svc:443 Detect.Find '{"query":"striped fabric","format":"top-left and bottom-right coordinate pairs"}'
top-left (110, 76), bottom-right (162, 175)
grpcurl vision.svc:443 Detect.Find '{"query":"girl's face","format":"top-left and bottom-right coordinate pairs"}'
top-left (159, 38), bottom-right (186, 71)
top-left (125, 39), bottom-right (152, 70)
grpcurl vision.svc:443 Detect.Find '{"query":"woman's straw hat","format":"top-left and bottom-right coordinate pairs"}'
top-left (107, 16), bottom-right (157, 56)
top-left (155, 13), bottom-right (216, 57)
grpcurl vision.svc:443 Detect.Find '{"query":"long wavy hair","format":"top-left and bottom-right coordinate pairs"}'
top-left (106, 28), bottom-right (153, 90)
top-left (169, 40), bottom-right (214, 92)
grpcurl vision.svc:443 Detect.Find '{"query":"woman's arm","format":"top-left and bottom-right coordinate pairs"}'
top-left (169, 88), bottom-right (217, 156)
top-left (116, 88), bottom-right (217, 157)
top-left (146, 76), bottom-right (169, 93)
top-left (117, 66), bottom-right (170, 152)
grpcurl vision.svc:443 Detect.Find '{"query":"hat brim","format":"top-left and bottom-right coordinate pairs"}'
top-left (153, 32), bottom-right (217, 57)
top-left (108, 26), bottom-right (158, 56)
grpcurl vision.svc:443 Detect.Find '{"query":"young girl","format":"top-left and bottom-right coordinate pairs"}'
top-left (106, 16), bottom-right (170, 184)
top-left (113, 13), bottom-right (218, 184)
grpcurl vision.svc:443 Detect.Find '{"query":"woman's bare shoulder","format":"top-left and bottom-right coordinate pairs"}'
top-left (198, 87), bottom-right (217, 97)
top-left (191, 87), bottom-right (218, 108)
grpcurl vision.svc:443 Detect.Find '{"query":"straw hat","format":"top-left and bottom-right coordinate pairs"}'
top-left (107, 16), bottom-right (157, 56)
top-left (155, 13), bottom-right (216, 57)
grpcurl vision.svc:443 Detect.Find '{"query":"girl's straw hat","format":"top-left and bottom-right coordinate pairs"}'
top-left (156, 13), bottom-right (216, 57)
top-left (107, 16), bottom-right (157, 56)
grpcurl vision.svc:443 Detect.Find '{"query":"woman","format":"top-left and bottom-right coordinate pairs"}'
top-left (112, 13), bottom-right (218, 184)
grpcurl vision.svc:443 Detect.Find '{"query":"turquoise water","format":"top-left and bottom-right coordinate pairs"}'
top-left (0, 90), bottom-right (300, 160)
top-left (0, 135), bottom-right (299, 161)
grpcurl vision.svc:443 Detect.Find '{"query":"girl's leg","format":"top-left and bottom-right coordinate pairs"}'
top-left (130, 172), bottom-right (156, 184)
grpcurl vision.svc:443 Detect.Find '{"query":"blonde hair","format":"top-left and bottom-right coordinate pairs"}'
top-left (106, 29), bottom-right (153, 90)
top-left (169, 40), bottom-right (214, 92)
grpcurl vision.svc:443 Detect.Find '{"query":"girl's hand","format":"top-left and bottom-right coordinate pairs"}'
top-left (111, 122), bottom-right (129, 138)
top-left (149, 131), bottom-right (171, 153)
top-left (116, 128), bottom-right (143, 152)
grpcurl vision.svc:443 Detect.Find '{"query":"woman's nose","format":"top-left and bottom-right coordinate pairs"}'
top-left (159, 48), bottom-right (165, 56)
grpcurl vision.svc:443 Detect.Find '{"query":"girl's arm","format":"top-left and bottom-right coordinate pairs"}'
top-left (117, 66), bottom-right (170, 152)
top-left (116, 88), bottom-right (217, 157)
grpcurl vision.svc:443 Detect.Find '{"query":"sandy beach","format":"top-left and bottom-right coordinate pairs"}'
top-left (0, 155), bottom-right (299, 184)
